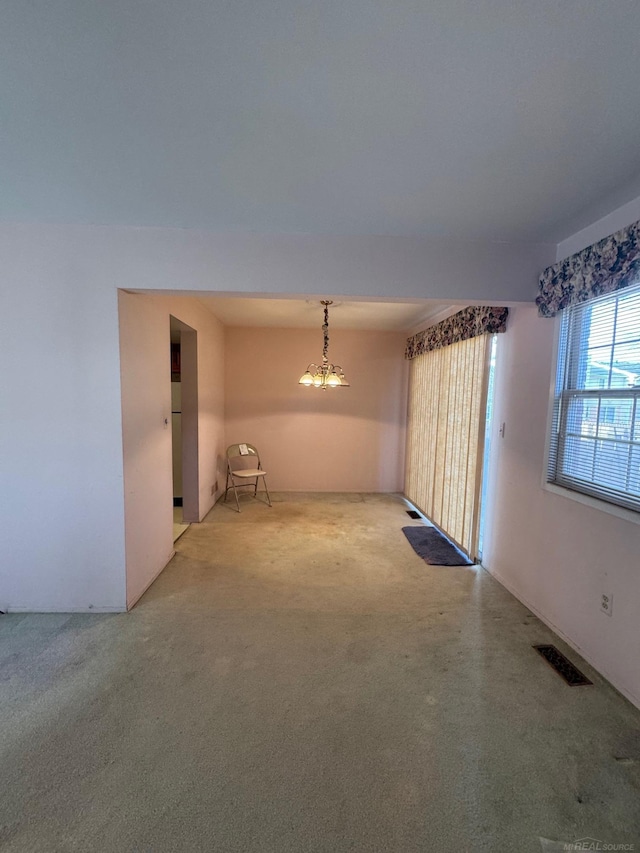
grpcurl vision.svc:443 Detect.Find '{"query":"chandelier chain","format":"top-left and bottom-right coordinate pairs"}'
top-left (322, 302), bottom-right (329, 365)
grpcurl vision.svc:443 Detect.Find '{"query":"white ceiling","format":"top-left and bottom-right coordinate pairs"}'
top-left (2, 1), bottom-right (640, 242)
top-left (198, 296), bottom-right (457, 332)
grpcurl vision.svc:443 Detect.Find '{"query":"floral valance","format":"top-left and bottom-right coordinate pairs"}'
top-left (537, 218), bottom-right (640, 317)
top-left (405, 306), bottom-right (509, 359)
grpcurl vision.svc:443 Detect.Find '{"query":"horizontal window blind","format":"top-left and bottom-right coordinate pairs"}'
top-left (405, 334), bottom-right (490, 558)
top-left (549, 282), bottom-right (640, 512)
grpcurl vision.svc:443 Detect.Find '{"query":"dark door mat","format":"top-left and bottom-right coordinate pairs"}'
top-left (402, 525), bottom-right (473, 566)
top-left (533, 645), bottom-right (593, 686)
top-left (406, 510), bottom-right (421, 519)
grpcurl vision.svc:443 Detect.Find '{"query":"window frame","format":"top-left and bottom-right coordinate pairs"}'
top-left (546, 285), bottom-right (640, 516)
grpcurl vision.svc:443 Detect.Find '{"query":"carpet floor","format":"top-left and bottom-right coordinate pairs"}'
top-left (0, 493), bottom-right (638, 852)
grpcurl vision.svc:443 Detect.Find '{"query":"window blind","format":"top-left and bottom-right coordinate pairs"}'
top-left (549, 282), bottom-right (640, 512)
top-left (405, 334), bottom-right (490, 558)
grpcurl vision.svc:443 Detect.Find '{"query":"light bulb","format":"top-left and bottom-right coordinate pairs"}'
top-left (299, 372), bottom-right (314, 386)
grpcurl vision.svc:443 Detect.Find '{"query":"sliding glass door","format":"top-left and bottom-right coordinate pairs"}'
top-left (405, 334), bottom-right (491, 560)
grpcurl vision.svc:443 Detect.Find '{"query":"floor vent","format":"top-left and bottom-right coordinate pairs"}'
top-left (534, 645), bottom-right (593, 686)
top-left (406, 510), bottom-right (421, 519)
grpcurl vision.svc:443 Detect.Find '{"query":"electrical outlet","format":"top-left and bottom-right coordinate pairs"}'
top-left (600, 592), bottom-right (613, 617)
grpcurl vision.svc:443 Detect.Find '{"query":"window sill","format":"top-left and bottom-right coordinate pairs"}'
top-left (543, 481), bottom-right (640, 526)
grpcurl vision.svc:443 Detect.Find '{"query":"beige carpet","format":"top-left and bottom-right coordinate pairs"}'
top-left (0, 493), bottom-right (638, 852)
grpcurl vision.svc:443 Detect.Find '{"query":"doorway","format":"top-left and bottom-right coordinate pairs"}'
top-left (170, 316), bottom-right (199, 540)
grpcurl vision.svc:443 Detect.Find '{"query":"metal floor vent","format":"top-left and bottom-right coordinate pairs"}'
top-left (534, 645), bottom-right (593, 686)
top-left (406, 510), bottom-right (421, 519)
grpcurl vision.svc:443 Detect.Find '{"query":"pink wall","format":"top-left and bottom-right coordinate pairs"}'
top-left (1, 222), bottom-right (552, 612)
top-left (225, 327), bottom-right (408, 492)
top-left (119, 293), bottom-right (225, 609)
top-left (482, 305), bottom-right (640, 708)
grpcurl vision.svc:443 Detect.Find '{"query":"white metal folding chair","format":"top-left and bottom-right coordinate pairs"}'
top-left (224, 443), bottom-right (272, 512)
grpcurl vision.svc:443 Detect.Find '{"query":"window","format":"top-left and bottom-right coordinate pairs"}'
top-left (548, 282), bottom-right (640, 512)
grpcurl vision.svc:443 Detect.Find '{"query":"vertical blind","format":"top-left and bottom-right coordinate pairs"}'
top-left (405, 334), bottom-right (490, 558)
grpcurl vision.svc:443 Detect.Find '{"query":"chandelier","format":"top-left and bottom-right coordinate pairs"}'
top-left (299, 301), bottom-right (350, 389)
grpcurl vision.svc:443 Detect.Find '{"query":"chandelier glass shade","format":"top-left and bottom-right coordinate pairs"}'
top-left (299, 301), bottom-right (350, 389)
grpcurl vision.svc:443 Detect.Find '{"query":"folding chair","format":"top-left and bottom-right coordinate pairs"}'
top-left (224, 443), bottom-right (272, 512)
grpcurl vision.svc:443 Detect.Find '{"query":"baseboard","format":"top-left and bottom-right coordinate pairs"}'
top-left (126, 549), bottom-right (176, 611)
top-left (2, 605), bottom-right (127, 613)
top-left (483, 564), bottom-right (640, 711)
top-left (263, 489), bottom-right (404, 495)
